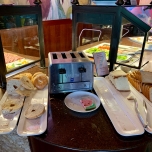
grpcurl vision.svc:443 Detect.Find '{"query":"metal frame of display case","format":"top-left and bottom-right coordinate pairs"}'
top-left (0, 5), bottom-right (45, 89)
top-left (72, 5), bottom-right (151, 71)
top-left (0, 36), bottom-right (7, 88)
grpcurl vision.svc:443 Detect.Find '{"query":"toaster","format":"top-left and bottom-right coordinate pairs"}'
top-left (48, 51), bottom-right (93, 94)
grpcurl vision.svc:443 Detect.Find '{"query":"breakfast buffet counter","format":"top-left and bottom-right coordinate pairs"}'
top-left (28, 91), bottom-right (152, 152)
top-left (28, 38), bottom-right (152, 152)
top-left (1, 37), bottom-right (152, 152)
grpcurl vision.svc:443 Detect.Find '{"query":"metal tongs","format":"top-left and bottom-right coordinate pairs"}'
top-left (134, 98), bottom-right (147, 128)
top-left (133, 98), bottom-right (152, 131)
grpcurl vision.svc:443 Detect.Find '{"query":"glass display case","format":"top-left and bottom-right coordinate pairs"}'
top-left (0, 5), bottom-right (45, 88)
top-left (72, 5), bottom-right (151, 72)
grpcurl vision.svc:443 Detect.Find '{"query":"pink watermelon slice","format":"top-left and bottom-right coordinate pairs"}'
top-left (80, 97), bottom-right (96, 111)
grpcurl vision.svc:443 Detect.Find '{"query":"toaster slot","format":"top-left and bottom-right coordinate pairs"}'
top-left (61, 53), bottom-right (67, 59)
top-left (52, 53), bottom-right (57, 59)
top-left (78, 52), bottom-right (85, 58)
top-left (70, 53), bottom-right (76, 58)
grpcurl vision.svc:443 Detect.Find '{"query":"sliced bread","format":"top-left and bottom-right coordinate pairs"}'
top-left (109, 70), bottom-right (130, 91)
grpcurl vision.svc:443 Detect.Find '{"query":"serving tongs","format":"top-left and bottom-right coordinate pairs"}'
top-left (133, 98), bottom-right (152, 131)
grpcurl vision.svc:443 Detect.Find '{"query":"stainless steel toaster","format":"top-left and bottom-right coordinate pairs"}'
top-left (48, 51), bottom-right (93, 94)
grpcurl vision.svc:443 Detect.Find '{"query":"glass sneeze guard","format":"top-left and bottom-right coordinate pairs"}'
top-left (0, 5), bottom-right (45, 89)
top-left (72, 5), bottom-right (151, 72)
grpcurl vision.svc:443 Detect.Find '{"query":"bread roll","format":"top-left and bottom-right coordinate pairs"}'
top-left (141, 83), bottom-right (152, 101)
top-left (128, 70), bottom-right (152, 102)
top-left (127, 71), bottom-right (142, 92)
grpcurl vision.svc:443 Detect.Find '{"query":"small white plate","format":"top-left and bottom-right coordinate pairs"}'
top-left (64, 91), bottom-right (101, 113)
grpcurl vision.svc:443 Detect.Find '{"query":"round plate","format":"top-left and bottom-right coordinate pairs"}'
top-left (64, 91), bottom-right (101, 113)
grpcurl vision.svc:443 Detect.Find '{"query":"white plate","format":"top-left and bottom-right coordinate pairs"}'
top-left (94, 77), bottom-right (144, 136)
top-left (0, 92), bottom-right (24, 134)
top-left (17, 85), bottom-right (48, 136)
top-left (64, 91), bottom-right (101, 113)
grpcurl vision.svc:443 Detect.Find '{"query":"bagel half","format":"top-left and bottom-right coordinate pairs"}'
top-left (32, 72), bottom-right (44, 79)
top-left (7, 79), bottom-right (21, 95)
top-left (13, 73), bottom-right (32, 80)
top-left (15, 86), bottom-right (32, 97)
top-left (2, 99), bottom-right (23, 114)
top-left (24, 103), bottom-right (45, 119)
top-left (20, 76), bottom-right (35, 90)
top-left (32, 73), bottom-right (48, 90)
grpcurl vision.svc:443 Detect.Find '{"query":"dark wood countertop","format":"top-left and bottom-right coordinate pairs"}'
top-left (2, 37), bottom-right (152, 152)
top-left (29, 92), bottom-right (152, 152)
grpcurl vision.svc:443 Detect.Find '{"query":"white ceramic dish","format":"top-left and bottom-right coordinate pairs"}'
top-left (64, 91), bottom-right (101, 113)
top-left (17, 85), bottom-right (48, 136)
top-left (94, 77), bottom-right (145, 136)
top-left (0, 92), bottom-right (24, 134)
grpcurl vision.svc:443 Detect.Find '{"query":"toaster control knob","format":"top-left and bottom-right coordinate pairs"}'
top-left (59, 68), bottom-right (66, 74)
top-left (78, 67), bottom-right (86, 73)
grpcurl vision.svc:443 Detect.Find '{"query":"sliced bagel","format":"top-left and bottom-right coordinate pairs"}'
top-left (32, 73), bottom-right (48, 90)
top-left (32, 72), bottom-right (44, 79)
top-left (15, 86), bottom-right (32, 97)
top-left (24, 103), bottom-right (45, 119)
top-left (20, 76), bottom-right (35, 90)
top-left (1, 99), bottom-right (23, 114)
top-left (7, 79), bottom-right (21, 95)
top-left (13, 73), bottom-right (32, 80)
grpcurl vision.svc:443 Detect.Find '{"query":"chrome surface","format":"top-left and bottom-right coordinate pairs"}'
top-left (134, 98), bottom-right (147, 128)
top-left (48, 52), bottom-right (93, 94)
